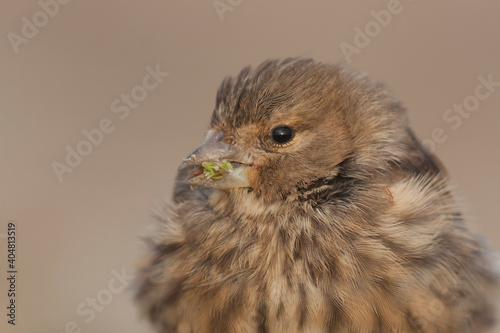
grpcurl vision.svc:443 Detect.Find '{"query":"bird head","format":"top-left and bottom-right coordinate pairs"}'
top-left (178, 58), bottom-right (421, 202)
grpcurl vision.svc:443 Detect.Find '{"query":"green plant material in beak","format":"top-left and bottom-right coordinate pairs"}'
top-left (201, 160), bottom-right (233, 180)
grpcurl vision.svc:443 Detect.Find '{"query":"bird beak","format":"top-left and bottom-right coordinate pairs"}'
top-left (178, 131), bottom-right (252, 189)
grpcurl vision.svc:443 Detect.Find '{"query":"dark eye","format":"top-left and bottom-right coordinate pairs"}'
top-left (270, 125), bottom-right (295, 145)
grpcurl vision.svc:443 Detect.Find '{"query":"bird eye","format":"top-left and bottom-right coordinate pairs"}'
top-left (270, 125), bottom-right (295, 145)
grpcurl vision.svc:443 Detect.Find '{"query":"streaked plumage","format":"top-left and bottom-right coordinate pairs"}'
top-left (134, 58), bottom-right (498, 332)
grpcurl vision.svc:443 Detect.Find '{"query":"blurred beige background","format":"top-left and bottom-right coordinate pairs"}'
top-left (1, 1), bottom-right (499, 332)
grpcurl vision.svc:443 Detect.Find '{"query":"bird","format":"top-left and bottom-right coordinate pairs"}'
top-left (134, 58), bottom-right (499, 332)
